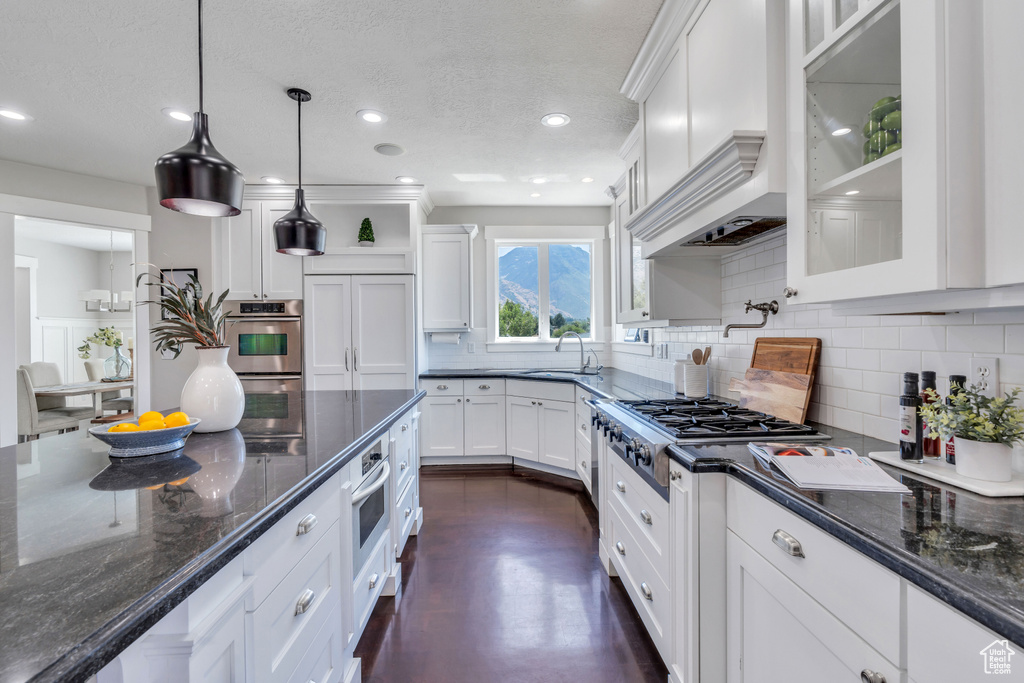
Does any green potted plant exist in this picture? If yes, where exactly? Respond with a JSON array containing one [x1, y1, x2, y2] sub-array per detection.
[[358, 217, 375, 246], [921, 384, 1024, 482], [78, 326, 131, 379], [137, 267, 243, 433]]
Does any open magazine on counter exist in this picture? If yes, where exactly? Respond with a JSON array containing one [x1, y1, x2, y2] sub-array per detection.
[[747, 443, 911, 493]]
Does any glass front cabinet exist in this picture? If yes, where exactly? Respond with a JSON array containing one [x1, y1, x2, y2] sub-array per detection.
[[785, 0, 984, 304]]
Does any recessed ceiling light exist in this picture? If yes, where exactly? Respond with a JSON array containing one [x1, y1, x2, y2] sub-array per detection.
[[161, 107, 192, 122], [374, 143, 405, 156], [832, 127, 853, 136], [358, 110, 387, 123], [845, 190, 860, 195], [530, 193, 541, 198], [0, 108, 31, 121], [396, 176, 417, 184], [541, 113, 570, 127], [531, 177, 548, 184], [262, 176, 285, 184], [581, 177, 594, 183]]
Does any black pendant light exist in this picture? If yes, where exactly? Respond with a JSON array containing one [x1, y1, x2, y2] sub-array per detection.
[[274, 88, 326, 256], [154, 0, 244, 217]]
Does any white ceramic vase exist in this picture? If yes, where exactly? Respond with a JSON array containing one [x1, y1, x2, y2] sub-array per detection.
[[358, 240, 374, 247], [180, 347, 244, 433], [954, 436, 1013, 482]]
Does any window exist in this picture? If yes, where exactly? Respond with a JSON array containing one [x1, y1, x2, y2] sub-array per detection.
[[494, 241, 593, 342]]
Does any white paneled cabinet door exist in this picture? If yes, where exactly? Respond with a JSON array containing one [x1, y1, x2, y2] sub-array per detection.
[[420, 396, 464, 456], [421, 232, 472, 331], [505, 397, 539, 462], [220, 202, 262, 301], [726, 532, 899, 683], [464, 395, 506, 456], [303, 276, 353, 391], [259, 201, 304, 300], [350, 275, 415, 391], [538, 400, 574, 470]]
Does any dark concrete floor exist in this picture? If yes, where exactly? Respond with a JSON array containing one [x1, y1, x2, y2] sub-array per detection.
[[355, 470, 670, 682]]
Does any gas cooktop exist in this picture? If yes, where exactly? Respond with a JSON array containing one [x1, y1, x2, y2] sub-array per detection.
[[617, 398, 823, 441]]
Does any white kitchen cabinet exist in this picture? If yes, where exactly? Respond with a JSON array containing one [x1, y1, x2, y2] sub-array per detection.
[[303, 275, 415, 391], [669, 462, 698, 683], [390, 408, 421, 560], [421, 224, 477, 331], [725, 531, 900, 683], [538, 400, 574, 470], [505, 396, 540, 461], [419, 396, 464, 457], [785, 0, 988, 303], [216, 200, 303, 301], [464, 394, 506, 456]]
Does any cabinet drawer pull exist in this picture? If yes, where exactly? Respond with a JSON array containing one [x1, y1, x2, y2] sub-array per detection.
[[437, 384, 448, 390], [772, 529, 805, 558], [294, 589, 315, 616], [368, 573, 379, 590], [860, 671, 885, 683], [640, 509, 652, 526], [400, 461, 408, 471], [401, 423, 408, 432], [581, 460, 587, 469], [616, 481, 626, 493], [615, 541, 626, 556], [345, 348, 349, 371], [640, 582, 653, 601], [405, 507, 412, 518], [479, 384, 490, 390], [353, 348, 358, 371], [296, 513, 317, 536]]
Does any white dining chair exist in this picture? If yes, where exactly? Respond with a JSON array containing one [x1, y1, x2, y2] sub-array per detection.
[[16, 367, 83, 442]]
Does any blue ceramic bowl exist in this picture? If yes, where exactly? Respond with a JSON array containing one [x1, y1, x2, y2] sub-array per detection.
[[88, 418, 201, 458]]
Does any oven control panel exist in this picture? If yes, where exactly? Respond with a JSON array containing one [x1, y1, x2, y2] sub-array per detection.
[[239, 302, 287, 314], [361, 440, 384, 477]]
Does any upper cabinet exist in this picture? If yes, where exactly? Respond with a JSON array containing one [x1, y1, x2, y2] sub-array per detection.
[[216, 200, 303, 300], [421, 224, 477, 332], [619, 0, 788, 258], [787, 0, 1024, 307]]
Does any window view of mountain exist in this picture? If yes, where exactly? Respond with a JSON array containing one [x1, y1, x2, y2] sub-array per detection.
[[498, 244, 591, 337]]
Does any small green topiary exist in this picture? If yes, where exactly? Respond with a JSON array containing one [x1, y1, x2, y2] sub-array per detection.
[[358, 217, 375, 243]]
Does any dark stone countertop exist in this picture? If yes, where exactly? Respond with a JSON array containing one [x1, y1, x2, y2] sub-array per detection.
[[419, 367, 678, 401], [0, 389, 424, 683], [669, 424, 1024, 647]]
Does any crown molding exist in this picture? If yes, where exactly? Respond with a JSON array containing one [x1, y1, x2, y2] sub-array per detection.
[[243, 184, 434, 214], [625, 131, 765, 241], [422, 224, 479, 238], [620, 0, 703, 103], [617, 121, 643, 162]]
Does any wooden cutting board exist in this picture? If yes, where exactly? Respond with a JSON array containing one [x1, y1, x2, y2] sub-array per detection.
[[728, 368, 814, 424], [750, 337, 821, 376]]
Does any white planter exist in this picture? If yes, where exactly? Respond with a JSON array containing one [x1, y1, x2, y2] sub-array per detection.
[[358, 241, 374, 247], [180, 347, 245, 433], [954, 436, 1013, 482]]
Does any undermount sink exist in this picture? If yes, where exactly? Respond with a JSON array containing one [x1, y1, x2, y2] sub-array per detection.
[[518, 369, 599, 378]]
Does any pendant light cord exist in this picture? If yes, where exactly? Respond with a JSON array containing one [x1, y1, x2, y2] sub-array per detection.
[[297, 97, 303, 189], [197, 0, 204, 115]]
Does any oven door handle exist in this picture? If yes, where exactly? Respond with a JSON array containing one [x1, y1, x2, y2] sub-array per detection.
[[352, 461, 391, 503], [237, 374, 303, 381], [226, 316, 301, 323]]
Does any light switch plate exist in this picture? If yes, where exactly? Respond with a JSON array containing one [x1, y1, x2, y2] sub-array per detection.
[[970, 356, 999, 398]]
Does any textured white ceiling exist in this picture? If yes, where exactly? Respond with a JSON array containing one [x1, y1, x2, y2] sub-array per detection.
[[15, 217, 133, 251], [0, 0, 663, 207]]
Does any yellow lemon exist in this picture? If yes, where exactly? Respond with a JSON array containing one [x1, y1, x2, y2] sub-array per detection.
[[139, 411, 165, 423], [164, 412, 190, 428], [109, 422, 141, 433], [138, 419, 167, 431]]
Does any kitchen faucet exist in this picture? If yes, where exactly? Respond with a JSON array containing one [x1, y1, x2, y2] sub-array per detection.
[[722, 299, 779, 338], [555, 331, 601, 374]]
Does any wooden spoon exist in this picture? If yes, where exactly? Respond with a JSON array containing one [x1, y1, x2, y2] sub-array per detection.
[[702, 346, 712, 365], [691, 348, 702, 365]]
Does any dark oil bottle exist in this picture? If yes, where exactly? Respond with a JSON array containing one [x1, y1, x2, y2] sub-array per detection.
[[899, 372, 923, 462]]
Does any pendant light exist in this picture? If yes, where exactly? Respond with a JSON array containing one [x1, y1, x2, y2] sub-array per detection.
[[274, 88, 326, 256], [154, 0, 244, 217]]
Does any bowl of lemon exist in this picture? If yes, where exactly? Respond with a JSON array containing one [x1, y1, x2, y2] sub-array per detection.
[[88, 411, 201, 458]]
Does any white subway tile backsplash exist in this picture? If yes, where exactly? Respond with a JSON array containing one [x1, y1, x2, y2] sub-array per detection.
[[947, 325, 1004, 353], [900, 326, 946, 351], [1006, 325, 1024, 355], [880, 349, 922, 374], [831, 328, 864, 348], [832, 368, 863, 390], [846, 390, 880, 416], [862, 370, 900, 395], [863, 327, 900, 349], [846, 349, 880, 371]]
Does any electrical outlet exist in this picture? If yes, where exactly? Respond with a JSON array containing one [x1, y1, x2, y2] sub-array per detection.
[[467, 342, 476, 354], [970, 356, 1000, 398]]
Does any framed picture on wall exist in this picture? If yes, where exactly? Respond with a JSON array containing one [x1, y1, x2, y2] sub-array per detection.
[[159, 268, 199, 320]]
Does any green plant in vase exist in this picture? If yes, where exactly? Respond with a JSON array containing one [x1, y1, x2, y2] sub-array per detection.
[[358, 217, 375, 246], [135, 267, 230, 358], [79, 326, 131, 379]]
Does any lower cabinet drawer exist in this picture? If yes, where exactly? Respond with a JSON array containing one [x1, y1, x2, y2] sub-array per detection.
[[608, 455, 669, 573], [248, 472, 342, 608], [352, 534, 390, 640], [394, 476, 416, 558], [287, 603, 344, 683], [608, 500, 671, 656], [252, 521, 341, 683], [575, 440, 592, 493], [726, 479, 900, 664]]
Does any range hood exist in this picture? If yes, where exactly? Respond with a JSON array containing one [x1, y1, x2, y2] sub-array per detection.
[[624, 131, 788, 257]]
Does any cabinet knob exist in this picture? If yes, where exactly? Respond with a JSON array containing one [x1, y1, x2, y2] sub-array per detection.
[[582, 460, 587, 469], [400, 461, 408, 471], [466, 398, 471, 403], [640, 509, 652, 526], [616, 481, 626, 493], [531, 400, 536, 405], [860, 671, 885, 683], [478, 384, 490, 390], [615, 541, 626, 556], [437, 385, 448, 390], [457, 398, 462, 403], [537, 401, 543, 406], [783, 286, 798, 299], [405, 507, 412, 518], [669, 470, 682, 481], [296, 513, 317, 536], [463, 322, 468, 326], [582, 423, 587, 430], [641, 310, 649, 317], [294, 589, 315, 616], [772, 529, 805, 558], [401, 424, 408, 431], [252, 294, 258, 299], [640, 582, 653, 601], [368, 573, 379, 590]]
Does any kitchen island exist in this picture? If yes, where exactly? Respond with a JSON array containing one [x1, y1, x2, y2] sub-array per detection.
[[0, 389, 424, 683]]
